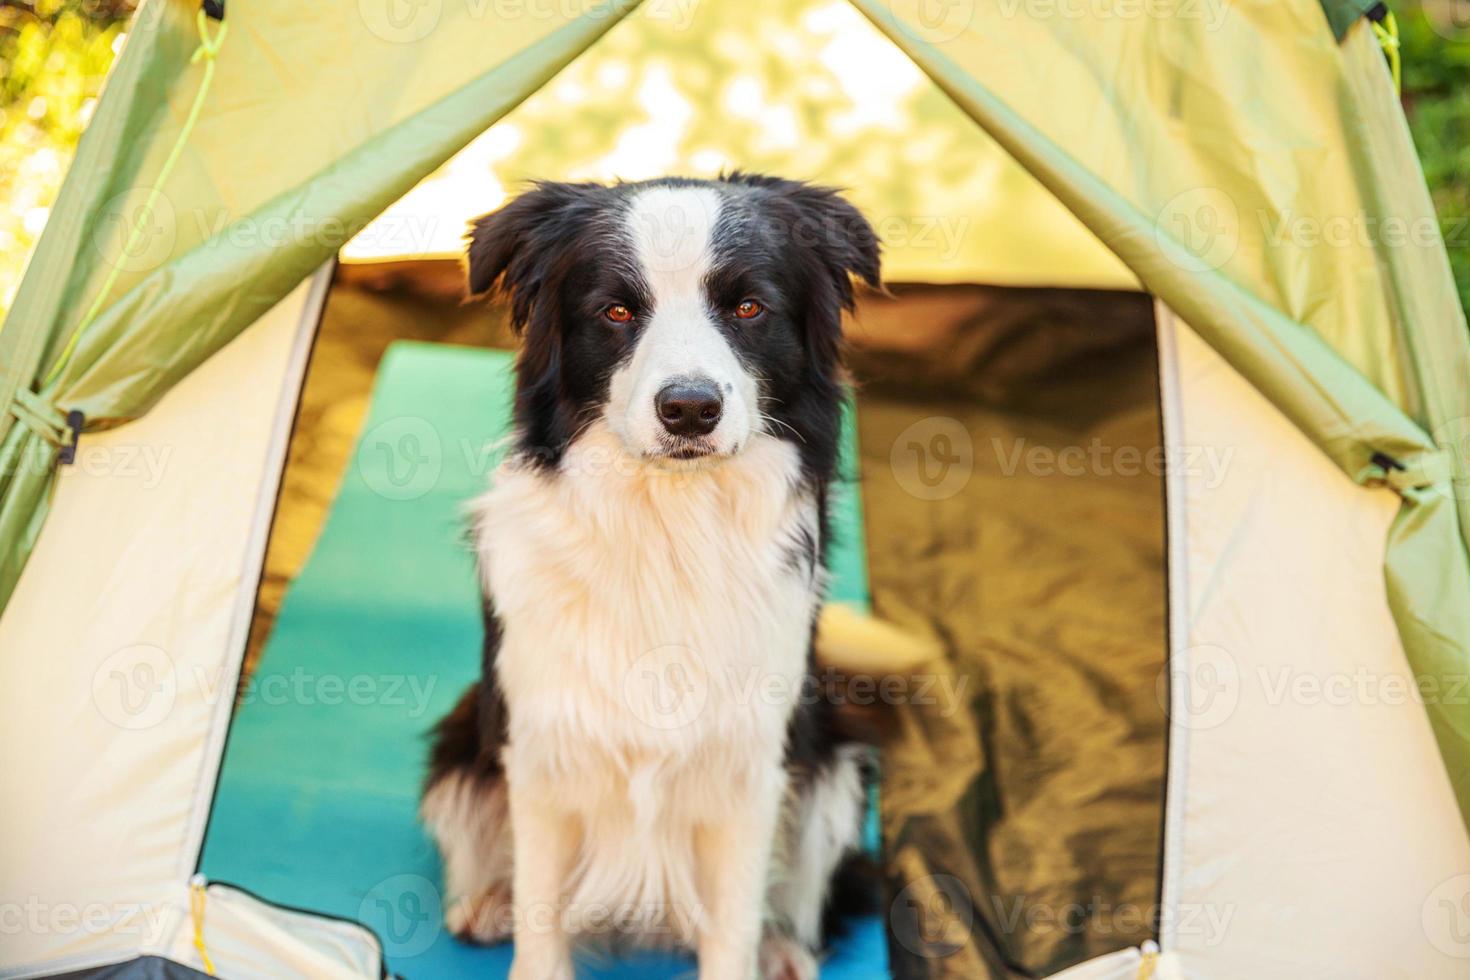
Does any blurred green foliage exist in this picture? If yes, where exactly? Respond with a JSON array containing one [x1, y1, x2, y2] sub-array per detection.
[[0, 0, 134, 311], [1400, 1, 1470, 306], [0, 0, 1466, 318]]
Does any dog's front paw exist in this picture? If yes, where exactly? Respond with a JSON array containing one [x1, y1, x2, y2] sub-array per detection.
[[759, 933, 818, 980], [444, 885, 513, 945]]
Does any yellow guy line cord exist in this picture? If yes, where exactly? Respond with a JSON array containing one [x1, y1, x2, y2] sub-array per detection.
[[42, 9, 228, 389], [188, 875, 217, 975], [1136, 939, 1160, 979], [1372, 9, 1401, 96]]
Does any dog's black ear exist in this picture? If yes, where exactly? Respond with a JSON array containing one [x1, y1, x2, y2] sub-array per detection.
[[465, 181, 604, 332], [724, 172, 881, 296], [789, 183, 882, 301], [726, 174, 881, 362]]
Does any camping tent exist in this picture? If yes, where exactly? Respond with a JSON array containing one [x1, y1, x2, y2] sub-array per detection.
[[4, 0, 1470, 976]]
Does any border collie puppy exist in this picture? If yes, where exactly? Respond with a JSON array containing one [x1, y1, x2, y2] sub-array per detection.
[[421, 174, 881, 980]]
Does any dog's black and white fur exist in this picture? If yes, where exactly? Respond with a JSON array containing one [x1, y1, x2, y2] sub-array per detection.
[[421, 174, 881, 980]]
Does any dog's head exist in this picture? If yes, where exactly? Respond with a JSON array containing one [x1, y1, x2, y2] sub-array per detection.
[[466, 174, 880, 479]]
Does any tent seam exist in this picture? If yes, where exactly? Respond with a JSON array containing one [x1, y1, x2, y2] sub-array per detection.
[[175, 266, 332, 885], [1153, 300, 1192, 955]]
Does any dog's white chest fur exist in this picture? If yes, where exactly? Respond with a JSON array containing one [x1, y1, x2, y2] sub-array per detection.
[[471, 423, 821, 915]]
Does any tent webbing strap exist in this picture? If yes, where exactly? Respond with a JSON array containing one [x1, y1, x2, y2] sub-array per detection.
[[5, 389, 65, 447], [4, 388, 81, 462], [41, 10, 228, 391]]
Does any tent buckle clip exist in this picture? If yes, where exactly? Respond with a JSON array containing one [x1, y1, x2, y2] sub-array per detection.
[[58, 410, 84, 466], [1370, 451, 1405, 476]]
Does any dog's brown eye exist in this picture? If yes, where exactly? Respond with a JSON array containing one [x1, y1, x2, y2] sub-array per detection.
[[604, 304, 633, 324], [735, 300, 763, 319]]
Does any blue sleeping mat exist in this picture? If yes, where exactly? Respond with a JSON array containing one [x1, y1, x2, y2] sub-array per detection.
[[200, 341, 886, 978]]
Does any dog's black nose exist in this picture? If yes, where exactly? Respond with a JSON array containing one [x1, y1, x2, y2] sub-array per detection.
[[655, 382, 723, 437]]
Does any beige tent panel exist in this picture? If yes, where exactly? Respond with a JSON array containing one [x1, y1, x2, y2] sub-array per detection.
[[0, 272, 328, 976], [153, 883, 381, 979], [1156, 303, 1470, 976]]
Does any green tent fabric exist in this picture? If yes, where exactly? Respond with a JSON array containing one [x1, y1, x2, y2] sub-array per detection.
[[1320, 0, 1384, 39], [2, 0, 1469, 830], [0, 0, 640, 601]]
